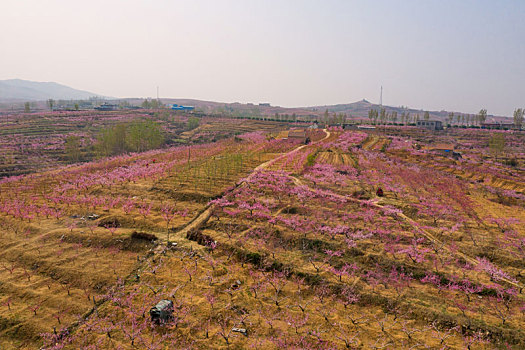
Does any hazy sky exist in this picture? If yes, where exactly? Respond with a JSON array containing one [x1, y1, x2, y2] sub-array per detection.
[[1, 0, 524, 116]]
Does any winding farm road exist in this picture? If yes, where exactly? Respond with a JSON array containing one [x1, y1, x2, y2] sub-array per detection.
[[166, 129, 331, 246], [177, 127, 523, 290], [248, 129, 331, 177], [64, 128, 521, 341], [64, 129, 332, 337]]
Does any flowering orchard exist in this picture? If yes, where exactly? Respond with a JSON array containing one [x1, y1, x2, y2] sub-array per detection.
[[0, 127, 302, 348], [0, 111, 292, 178], [0, 123, 524, 349]]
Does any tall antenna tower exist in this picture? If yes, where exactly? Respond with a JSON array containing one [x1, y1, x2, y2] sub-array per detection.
[[380, 85, 383, 107], [156, 86, 159, 101]]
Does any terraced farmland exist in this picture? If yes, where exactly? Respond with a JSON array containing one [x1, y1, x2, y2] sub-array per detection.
[[0, 123, 524, 349]]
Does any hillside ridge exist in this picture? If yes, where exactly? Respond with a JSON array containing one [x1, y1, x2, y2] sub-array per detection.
[[0, 79, 106, 101]]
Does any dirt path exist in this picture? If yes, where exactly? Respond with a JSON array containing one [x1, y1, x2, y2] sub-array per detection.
[[194, 127, 522, 290], [62, 128, 521, 341], [248, 129, 331, 179], [362, 135, 379, 150], [62, 129, 332, 339], [288, 177, 524, 290], [178, 129, 331, 237], [286, 141, 522, 289]]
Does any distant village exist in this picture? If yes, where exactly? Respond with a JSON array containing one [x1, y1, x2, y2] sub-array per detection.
[[4, 97, 522, 131]]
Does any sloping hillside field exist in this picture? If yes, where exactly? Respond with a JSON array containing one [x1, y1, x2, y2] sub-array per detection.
[[0, 124, 524, 349]]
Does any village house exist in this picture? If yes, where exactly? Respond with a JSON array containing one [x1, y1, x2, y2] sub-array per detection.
[[426, 143, 462, 160], [416, 120, 443, 131], [287, 129, 310, 144]]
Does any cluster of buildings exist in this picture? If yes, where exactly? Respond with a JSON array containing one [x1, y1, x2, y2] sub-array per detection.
[[55, 102, 196, 112], [480, 122, 517, 130], [416, 120, 519, 131]]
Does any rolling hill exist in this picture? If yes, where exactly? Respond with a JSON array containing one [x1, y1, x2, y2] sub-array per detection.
[[306, 99, 509, 123], [0, 79, 106, 101]]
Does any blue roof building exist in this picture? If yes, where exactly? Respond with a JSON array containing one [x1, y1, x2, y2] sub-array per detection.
[[171, 104, 195, 111]]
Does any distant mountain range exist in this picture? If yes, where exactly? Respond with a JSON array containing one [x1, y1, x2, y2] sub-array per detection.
[[0, 79, 106, 101], [0, 79, 508, 122]]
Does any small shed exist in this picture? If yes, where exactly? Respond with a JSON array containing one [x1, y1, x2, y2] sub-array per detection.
[[288, 129, 309, 144], [172, 104, 195, 111], [417, 120, 443, 130], [94, 103, 118, 111], [150, 300, 174, 324], [427, 143, 462, 160]]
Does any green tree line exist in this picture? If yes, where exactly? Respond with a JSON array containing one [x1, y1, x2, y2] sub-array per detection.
[[96, 119, 165, 156]]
